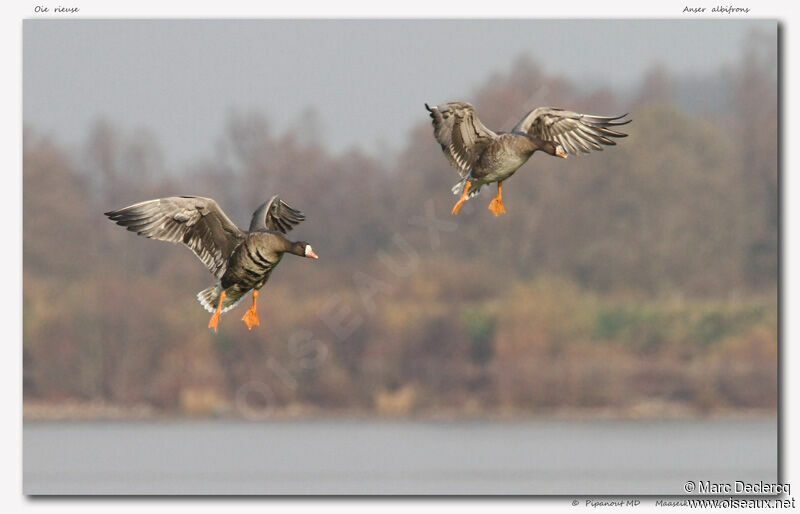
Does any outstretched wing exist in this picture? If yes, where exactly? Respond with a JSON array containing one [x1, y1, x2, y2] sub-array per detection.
[[105, 196, 246, 278], [512, 107, 630, 155], [248, 195, 305, 234], [425, 101, 498, 176]]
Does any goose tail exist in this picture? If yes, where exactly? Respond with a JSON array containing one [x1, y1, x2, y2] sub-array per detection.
[[451, 179, 482, 199], [197, 284, 247, 314]]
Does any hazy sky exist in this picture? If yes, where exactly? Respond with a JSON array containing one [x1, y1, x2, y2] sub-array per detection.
[[23, 19, 775, 169]]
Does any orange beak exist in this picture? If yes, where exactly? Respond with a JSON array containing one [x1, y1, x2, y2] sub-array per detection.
[[306, 248, 319, 259], [556, 148, 568, 159]]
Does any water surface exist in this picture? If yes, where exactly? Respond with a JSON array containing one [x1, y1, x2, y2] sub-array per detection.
[[23, 418, 777, 495]]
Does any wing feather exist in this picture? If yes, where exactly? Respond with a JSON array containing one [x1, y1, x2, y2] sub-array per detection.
[[248, 195, 305, 234], [512, 107, 630, 156], [105, 196, 245, 278], [425, 102, 497, 176]]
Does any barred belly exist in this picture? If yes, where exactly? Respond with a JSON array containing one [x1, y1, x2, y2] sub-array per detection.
[[221, 236, 279, 292]]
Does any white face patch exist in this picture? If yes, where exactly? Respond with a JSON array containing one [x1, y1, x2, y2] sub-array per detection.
[[305, 244, 312, 256]]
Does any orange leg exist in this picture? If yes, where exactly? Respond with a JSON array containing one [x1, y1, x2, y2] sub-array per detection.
[[488, 181, 506, 216], [451, 180, 472, 215], [208, 290, 227, 332], [241, 290, 260, 330]]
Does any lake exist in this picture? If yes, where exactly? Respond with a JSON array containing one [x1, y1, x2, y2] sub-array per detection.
[[23, 418, 777, 495]]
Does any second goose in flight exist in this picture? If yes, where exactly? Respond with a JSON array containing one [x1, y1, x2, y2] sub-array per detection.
[[105, 195, 318, 332], [425, 101, 630, 215]]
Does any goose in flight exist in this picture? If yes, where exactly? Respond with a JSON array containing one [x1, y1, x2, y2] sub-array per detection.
[[105, 195, 318, 331], [425, 101, 630, 215]]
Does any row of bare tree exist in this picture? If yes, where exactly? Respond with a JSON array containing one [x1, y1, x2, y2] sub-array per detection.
[[23, 32, 777, 417]]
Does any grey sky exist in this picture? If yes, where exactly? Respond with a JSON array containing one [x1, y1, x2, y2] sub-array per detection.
[[23, 19, 775, 169]]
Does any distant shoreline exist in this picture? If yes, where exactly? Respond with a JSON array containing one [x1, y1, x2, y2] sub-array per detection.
[[23, 400, 776, 422]]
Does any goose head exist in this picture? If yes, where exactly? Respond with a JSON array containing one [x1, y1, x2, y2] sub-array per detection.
[[541, 141, 568, 158], [289, 241, 319, 259]]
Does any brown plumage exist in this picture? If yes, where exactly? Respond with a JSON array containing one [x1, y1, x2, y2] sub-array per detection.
[[105, 195, 318, 331], [425, 101, 630, 215]]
